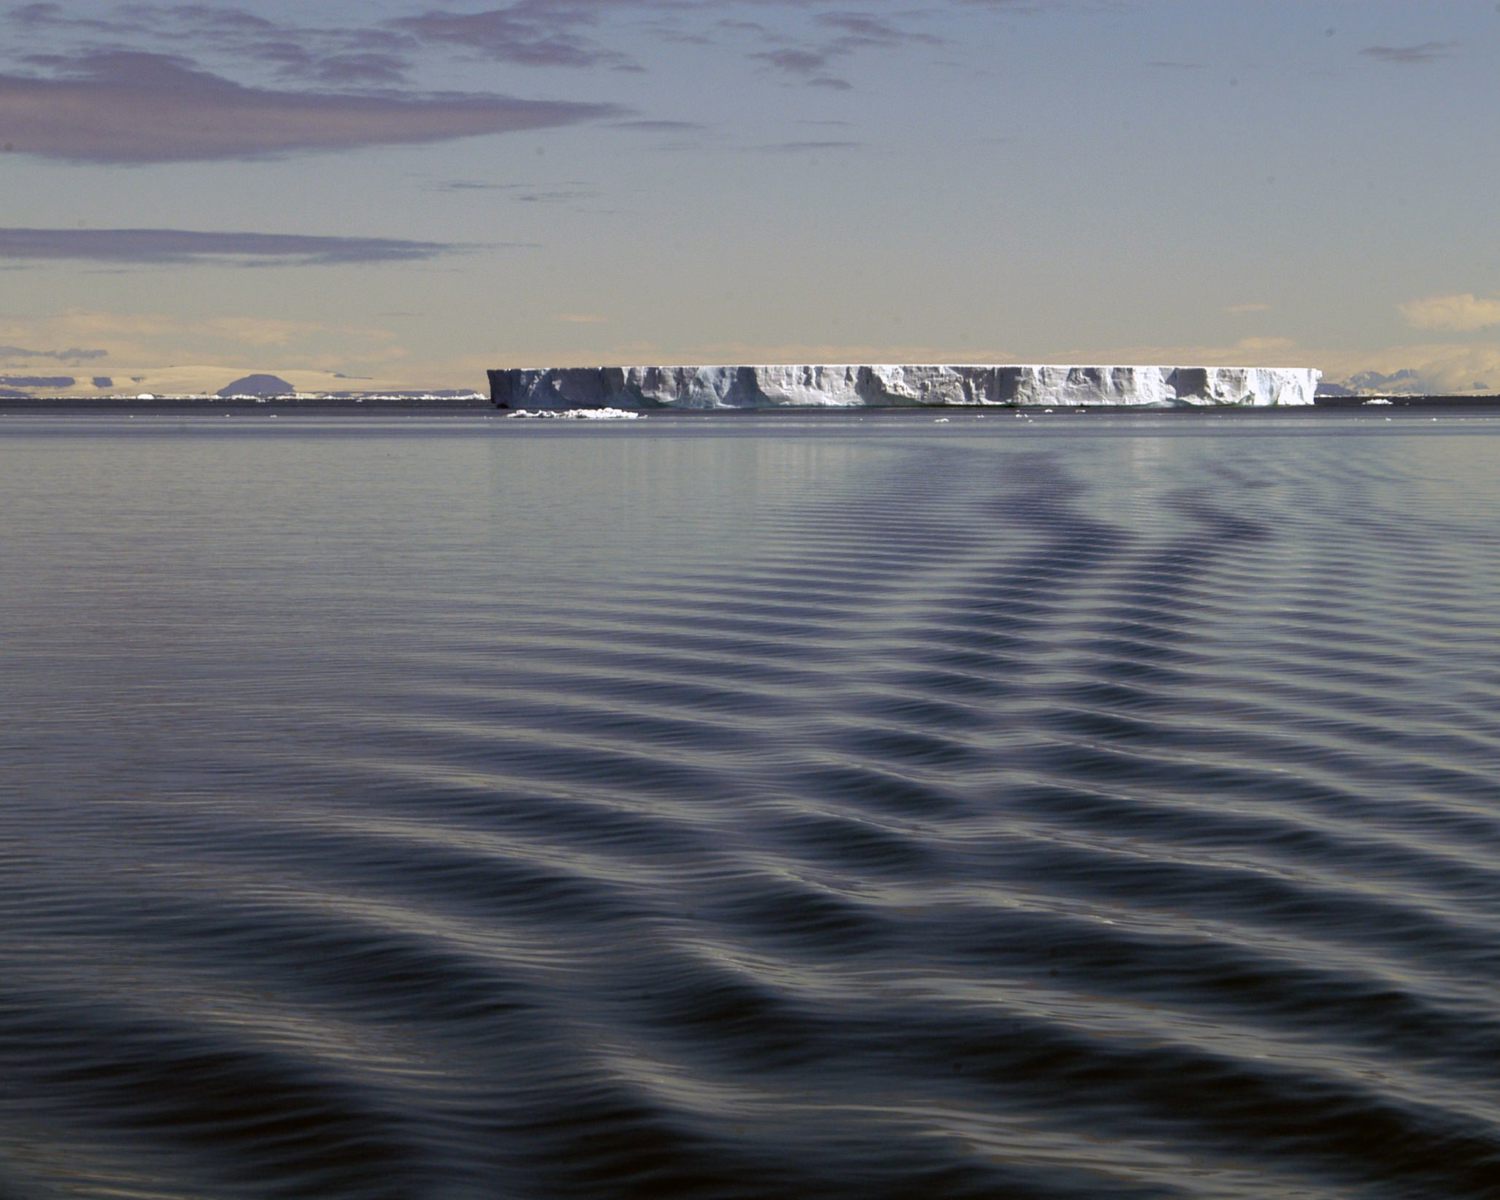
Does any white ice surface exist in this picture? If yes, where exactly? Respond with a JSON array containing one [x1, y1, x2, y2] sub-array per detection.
[[489, 365, 1321, 410]]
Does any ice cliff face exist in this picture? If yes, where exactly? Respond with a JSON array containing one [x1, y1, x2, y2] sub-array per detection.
[[488, 365, 1321, 409]]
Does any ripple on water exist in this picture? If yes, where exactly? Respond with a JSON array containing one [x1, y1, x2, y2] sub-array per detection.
[[2, 417, 1499, 1198]]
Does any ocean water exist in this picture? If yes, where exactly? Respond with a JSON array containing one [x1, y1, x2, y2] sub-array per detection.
[[3, 410, 1499, 1200]]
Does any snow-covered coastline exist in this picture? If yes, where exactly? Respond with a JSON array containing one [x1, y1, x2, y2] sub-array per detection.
[[488, 365, 1322, 410]]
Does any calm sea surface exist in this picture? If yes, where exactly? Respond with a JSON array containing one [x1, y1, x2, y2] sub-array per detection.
[[3, 411, 1499, 1199]]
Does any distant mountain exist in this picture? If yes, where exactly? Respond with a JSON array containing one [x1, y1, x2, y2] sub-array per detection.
[[1342, 369, 1425, 395], [217, 374, 295, 397]]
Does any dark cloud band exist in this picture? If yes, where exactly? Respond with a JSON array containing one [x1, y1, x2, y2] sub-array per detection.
[[0, 228, 467, 266], [0, 51, 622, 163]]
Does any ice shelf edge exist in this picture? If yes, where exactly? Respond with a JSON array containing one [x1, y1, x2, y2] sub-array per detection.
[[487, 365, 1322, 409]]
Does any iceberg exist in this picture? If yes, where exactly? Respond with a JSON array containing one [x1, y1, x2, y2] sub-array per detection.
[[488, 365, 1321, 410]]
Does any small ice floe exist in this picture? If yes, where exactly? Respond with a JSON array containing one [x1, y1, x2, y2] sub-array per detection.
[[933, 417, 950, 423], [505, 407, 644, 420], [1363, 398, 1394, 406]]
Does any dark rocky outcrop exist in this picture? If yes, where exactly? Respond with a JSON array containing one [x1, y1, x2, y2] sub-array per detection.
[[217, 374, 295, 397]]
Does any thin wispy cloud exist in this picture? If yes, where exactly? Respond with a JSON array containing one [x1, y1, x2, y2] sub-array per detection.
[[248, 45, 410, 86], [431, 179, 522, 192], [0, 228, 471, 266], [513, 189, 598, 204], [752, 46, 834, 75], [610, 119, 706, 132], [428, 178, 600, 198], [1359, 42, 1454, 65], [0, 51, 621, 163], [740, 6, 946, 90], [1399, 293, 1500, 333], [816, 12, 941, 49], [11, 4, 422, 85], [0, 342, 108, 361], [7, 2, 140, 35], [389, 5, 627, 69], [749, 47, 850, 90], [746, 140, 863, 153], [950, 0, 1045, 11]]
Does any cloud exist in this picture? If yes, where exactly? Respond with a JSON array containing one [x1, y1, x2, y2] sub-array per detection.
[[1359, 43, 1453, 65], [9, 4, 422, 85], [0, 306, 450, 393], [429, 177, 611, 203], [0, 228, 472, 266], [609, 119, 705, 132], [246, 44, 411, 86], [0, 51, 621, 163], [751, 46, 833, 74], [740, 7, 943, 89], [389, 5, 629, 69], [746, 140, 863, 153], [7, 2, 138, 34], [1398, 293, 1500, 332], [1107, 335, 1304, 368], [513, 189, 597, 203], [747, 46, 851, 91], [815, 12, 941, 49], [0, 342, 107, 361], [432, 179, 513, 191], [2, 2, 959, 129], [1225, 302, 1271, 315], [949, 0, 1045, 12]]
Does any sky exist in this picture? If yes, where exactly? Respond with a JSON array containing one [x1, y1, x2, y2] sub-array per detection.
[[1, 0, 1497, 395]]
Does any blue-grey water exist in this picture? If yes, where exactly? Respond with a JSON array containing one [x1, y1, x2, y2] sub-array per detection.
[[3, 410, 1499, 1199]]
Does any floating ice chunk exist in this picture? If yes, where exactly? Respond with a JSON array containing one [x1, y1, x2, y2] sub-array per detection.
[[505, 407, 644, 420]]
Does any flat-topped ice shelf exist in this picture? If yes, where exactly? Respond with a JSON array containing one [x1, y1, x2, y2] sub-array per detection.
[[488, 365, 1321, 410]]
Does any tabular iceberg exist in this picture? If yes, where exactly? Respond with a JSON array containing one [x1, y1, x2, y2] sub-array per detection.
[[488, 365, 1321, 410]]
